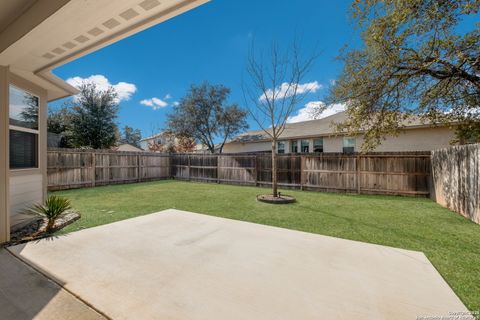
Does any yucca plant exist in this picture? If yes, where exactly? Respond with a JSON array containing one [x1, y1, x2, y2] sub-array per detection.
[[27, 195, 72, 233]]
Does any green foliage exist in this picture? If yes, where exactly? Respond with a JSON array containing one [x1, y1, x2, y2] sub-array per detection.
[[329, 0, 480, 150], [167, 82, 248, 153], [27, 195, 72, 232], [47, 106, 75, 148], [69, 83, 120, 149], [120, 125, 142, 147], [54, 181, 480, 311], [19, 94, 39, 126]]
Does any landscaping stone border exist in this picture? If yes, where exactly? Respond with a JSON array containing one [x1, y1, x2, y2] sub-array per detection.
[[256, 194, 296, 204]]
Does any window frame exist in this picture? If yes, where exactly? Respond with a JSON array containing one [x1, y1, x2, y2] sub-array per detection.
[[301, 139, 310, 153], [343, 137, 356, 154], [291, 140, 298, 153], [9, 84, 40, 171], [313, 138, 324, 153], [277, 141, 286, 154]]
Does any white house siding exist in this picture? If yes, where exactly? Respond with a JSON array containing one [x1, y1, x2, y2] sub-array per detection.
[[362, 127, 455, 152], [223, 141, 271, 153], [10, 174, 43, 219]]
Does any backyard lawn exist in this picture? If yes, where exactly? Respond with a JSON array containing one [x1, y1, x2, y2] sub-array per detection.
[[54, 180, 480, 312]]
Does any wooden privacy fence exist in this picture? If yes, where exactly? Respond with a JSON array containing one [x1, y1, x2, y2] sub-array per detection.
[[48, 149, 170, 191], [431, 143, 480, 224], [171, 152, 431, 196], [48, 149, 432, 197]]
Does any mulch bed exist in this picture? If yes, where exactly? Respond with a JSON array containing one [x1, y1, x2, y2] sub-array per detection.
[[7, 211, 80, 245]]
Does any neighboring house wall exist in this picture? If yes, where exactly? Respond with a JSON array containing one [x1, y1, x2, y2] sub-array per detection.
[[140, 134, 172, 151], [115, 144, 143, 152], [223, 126, 455, 154], [223, 141, 271, 153], [359, 127, 455, 152], [140, 140, 150, 151]]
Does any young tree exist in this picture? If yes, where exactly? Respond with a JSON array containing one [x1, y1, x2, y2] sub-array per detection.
[[167, 82, 248, 153], [69, 83, 119, 149], [120, 125, 142, 147], [325, 0, 480, 149], [243, 41, 317, 198], [175, 136, 196, 153]]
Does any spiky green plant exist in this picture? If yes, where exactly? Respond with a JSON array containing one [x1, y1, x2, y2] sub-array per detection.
[[27, 195, 72, 232]]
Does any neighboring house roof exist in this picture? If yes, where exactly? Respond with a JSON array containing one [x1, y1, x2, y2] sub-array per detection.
[[140, 132, 166, 142], [0, 0, 209, 101], [113, 144, 143, 152], [229, 111, 448, 143]]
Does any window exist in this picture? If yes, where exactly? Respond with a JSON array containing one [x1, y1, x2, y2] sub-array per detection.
[[9, 85, 39, 169], [291, 140, 298, 153], [313, 138, 324, 153], [343, 137, 355, 154], [301, 140, 310, 153], [277, 141, 285, 154], [9, 85, 38, 129]]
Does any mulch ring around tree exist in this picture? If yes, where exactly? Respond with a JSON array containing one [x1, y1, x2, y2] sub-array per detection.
[[7, 211, 81, 245], [256, 193, 296, 204]]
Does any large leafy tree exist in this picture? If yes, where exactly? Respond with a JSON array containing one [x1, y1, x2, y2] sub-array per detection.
[[120, 125, 142, 147], [167, 82, 248, 153], [326, 0, 480, 149], [69, 83, 119, 149], [47, 106, 75, 148]]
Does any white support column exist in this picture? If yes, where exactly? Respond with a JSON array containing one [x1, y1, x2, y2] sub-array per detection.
[[0, 66, 10, 243]]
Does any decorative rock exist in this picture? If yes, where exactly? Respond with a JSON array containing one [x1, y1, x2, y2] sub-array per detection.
[[8, 210, 81, 245]]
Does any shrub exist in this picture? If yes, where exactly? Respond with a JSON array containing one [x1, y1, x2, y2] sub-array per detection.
[[27, 195, 72, 232]]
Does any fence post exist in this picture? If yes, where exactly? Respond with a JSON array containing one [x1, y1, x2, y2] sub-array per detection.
[[356, 154, 361, 194], [137, 154, 141, 182], [300, 155, 305, 190], [187, 154, 191, 181], [91, 152, 96, 188], [216, 155, 220, 183], [254, 154, 258, 186]]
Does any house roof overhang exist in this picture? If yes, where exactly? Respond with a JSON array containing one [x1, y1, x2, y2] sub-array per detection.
[[0, 0, 209, 101]]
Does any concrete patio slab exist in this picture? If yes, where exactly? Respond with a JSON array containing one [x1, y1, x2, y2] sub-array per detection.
[[0, 249, 105, 320], [8, 209, 471, 320]]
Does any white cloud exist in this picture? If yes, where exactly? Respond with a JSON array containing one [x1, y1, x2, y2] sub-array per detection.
[[260, 81, 322, 102], [173, 101, 180, 107], [140, 97, 169, 110], [287, 101, 346, 123], [66, 74, 137, 102]]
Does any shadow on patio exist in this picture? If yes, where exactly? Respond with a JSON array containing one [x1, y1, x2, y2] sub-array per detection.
[[0, 248, 104, 320]]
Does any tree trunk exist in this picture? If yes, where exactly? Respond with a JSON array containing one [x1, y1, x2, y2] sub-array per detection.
[[46, 219, 55, 233], [271, 139, 278, 197]]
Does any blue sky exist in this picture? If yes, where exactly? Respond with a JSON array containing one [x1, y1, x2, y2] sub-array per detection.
[[52, 0, 361, 139]]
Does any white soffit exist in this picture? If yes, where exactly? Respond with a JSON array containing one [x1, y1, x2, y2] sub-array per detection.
[[0, 0, 209, 100]]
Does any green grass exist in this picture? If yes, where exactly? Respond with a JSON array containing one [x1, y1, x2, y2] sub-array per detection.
[[54, 180, 480, 312]]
